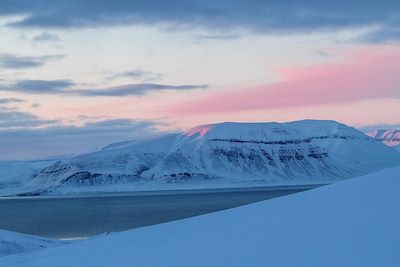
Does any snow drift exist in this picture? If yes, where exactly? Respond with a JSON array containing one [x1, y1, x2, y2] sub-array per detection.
[[0, 230, 64, 257]]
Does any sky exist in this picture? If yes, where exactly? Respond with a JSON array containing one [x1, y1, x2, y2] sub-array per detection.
[[0, 0, 399, 159]]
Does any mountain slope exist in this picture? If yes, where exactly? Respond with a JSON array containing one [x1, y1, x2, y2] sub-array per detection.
[[28, 134, 180, 187], [0, 160, 57, 193], [29, 120, 400, 190], [3, 166, 400, 266]]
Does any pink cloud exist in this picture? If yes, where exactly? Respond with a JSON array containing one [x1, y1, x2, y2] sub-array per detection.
[[170, 47, 400, 115]]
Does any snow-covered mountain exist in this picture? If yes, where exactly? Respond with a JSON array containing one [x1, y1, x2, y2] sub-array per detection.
[[371, 129, 400, 151], [27, 120, 400, 190], [0, 160, 57, 190]]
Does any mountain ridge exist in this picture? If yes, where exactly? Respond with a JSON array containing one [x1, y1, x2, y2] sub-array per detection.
[[26, 120, 400, 191]]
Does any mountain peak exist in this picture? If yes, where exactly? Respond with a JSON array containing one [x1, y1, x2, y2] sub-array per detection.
[[183, 120, 359, 142], [371, 129, 400, 147]]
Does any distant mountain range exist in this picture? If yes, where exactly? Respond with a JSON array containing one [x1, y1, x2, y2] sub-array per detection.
[[371, 129, 400, 151], [23, 120, 400, 192]]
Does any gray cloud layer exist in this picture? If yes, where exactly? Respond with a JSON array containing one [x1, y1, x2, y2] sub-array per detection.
[[1, 79, 207, 96], [1, 1, 399, 42], [109, 70, 163, 82], [33, 32, 60, 42], [0, 98, 24, 104], [0, 98, 168, 159], [74, 83, 207, 96], [0, 109, 58, 129], [0, 117, 166, 160], [0, 54, 64, 69], [3, 79, 75, 93]]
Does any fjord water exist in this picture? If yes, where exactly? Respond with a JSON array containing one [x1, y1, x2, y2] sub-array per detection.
[[0, 185, 317, 238]]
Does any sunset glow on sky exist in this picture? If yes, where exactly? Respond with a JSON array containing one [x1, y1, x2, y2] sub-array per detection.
[[0, 1, 399, 159]]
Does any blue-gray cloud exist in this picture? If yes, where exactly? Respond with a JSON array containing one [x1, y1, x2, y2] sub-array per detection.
[[0, 109, 58, 129], [109, 70, 163, 82], [1, 1, 399, 42], [1, 79, 207, 96], [31, 103, 40, 108], [359, 23, 400, 44], [33, 32, 60, 42], [0, 117, 167, 160], [2, 79, 75, 93], [0, 98, 24, 104], [194, 33, 240, 41], [74, 83, 207, 96], [0, 54, 64, 69]]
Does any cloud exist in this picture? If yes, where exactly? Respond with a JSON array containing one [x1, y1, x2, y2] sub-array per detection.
[[0, 98, 24, 105], [109, 70, 163, 82], [193, 33, 240, 40], [1, 79, 75, 93], [312, 49, 331, 57], [359, 23, 400, 44], [74, 83, 208, 96], [1, 1, 400, 42], [169, 48, 400, 115], [0, 109, 58, 129], [0, 99, 170, 159], [0, 118, 167, 160], [0, 54, 64, 69], [31, 103, 40, 108], [1, 80, 207, 96], [33, 32, 60, 42]]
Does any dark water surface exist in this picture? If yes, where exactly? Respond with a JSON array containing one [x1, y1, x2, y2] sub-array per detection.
[[0, 185, 320, 239]]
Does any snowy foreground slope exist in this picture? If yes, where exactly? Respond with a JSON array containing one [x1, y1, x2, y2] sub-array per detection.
[[2, 166, 400, 266], [0, 230, 64, 257], [23, 120, 400, 193]]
